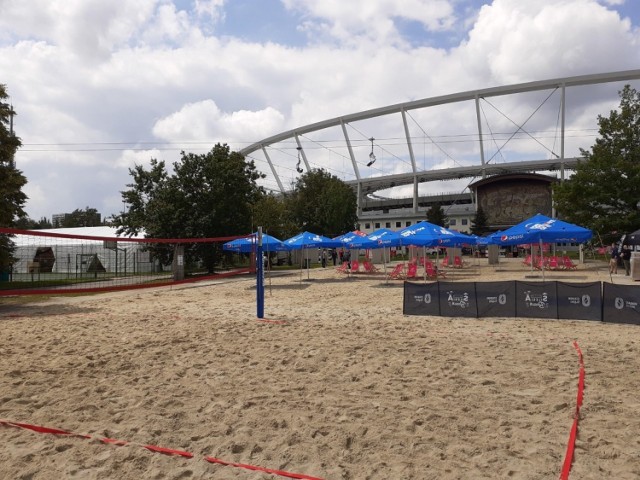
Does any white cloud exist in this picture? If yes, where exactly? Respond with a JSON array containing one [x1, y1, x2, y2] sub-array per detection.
[[1, 0, 639, 219]]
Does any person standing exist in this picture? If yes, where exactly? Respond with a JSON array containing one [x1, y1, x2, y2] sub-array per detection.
[[609, 242, 620, 274], [621, 244, 632, 276]]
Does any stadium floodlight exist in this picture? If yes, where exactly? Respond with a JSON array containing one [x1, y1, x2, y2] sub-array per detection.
[[367, 137, 376, 167]]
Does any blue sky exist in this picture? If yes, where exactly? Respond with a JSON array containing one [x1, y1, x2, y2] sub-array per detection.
[[1, 0, 639, 220]]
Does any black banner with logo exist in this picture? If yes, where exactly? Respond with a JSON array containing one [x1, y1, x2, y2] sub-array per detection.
[[475, 281, 516, 318], [438, 282, 478, 318], [557, 282, 602, 321], [515, 281, 558, 319], [403, 281, 440, 316], [602, 282, 640, 325]]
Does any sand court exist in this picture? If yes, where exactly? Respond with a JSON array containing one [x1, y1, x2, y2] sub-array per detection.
[[1, 258, 639, 479]]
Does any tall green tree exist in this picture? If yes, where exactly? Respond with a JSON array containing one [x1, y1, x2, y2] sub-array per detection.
[[426, 202, 447, 227], [112, 144, 264, 272], [252, 193, 295, 240], [285, 168, 357, 237], [15, 216, 52, 229], [470, 206, 490, 236], [554, 85, 640, 243], [0, 85, 27, 272]]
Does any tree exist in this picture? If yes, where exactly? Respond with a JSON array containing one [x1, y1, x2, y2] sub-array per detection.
[[554, 85, 640, 243], [60, 207, 102, 227], [252, 193, 295, 240], [112, 144, 265, 272], [426, 202, 447, 227], [284, 168, 357, 237], [0, 84, 27, 273], [14, 216, 52, 230], [470, 206, 490, 236]]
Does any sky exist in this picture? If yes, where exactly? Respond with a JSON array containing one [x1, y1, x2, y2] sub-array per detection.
[[1, 0, 640, 221]]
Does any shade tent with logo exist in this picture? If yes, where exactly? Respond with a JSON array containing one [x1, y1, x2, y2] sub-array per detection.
[[283, 231, 341, 280], [223, 233, 289, 253], [488, 214, 593, 279], [488, 214, 592, 246], [398, 221, 471, 247]]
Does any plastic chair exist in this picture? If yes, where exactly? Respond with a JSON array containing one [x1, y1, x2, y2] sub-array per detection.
[[453, 256, 465, 268], [405, 263, 418, 279], [425, 262, 446, 279], [336, 261, 349, 274], [562, 256, 578, 270], [362, 260, 379, 273], [386, 263, 406, 280], [350, 259, 360, 273]]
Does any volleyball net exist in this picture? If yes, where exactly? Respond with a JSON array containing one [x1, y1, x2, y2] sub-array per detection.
[[0, 228, 253, 296]]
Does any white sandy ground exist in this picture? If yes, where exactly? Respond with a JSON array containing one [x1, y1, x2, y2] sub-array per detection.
[[0, 257, 639, 480]]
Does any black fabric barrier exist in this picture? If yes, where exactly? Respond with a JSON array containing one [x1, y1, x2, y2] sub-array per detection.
[[438, 282, 478, 318], [475, 281, 516, 318], [515, 281, 558, 319], [403, 280, 640, 326], [556, 282, 602, 321], [403, 281, 440, 316], [602, 282, 640, 325]]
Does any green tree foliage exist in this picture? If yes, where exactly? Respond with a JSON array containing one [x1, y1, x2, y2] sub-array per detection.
[[252, 193, 295, 240], [14, 216, 52, 229], [285, 168, 357, 237], [0, 84, 27, 270], [112, 144, 264, 272], [470, 206, 490, 236], [554, 85, 640, 243], [60, 207, 102, 227], [426, 202, 447, 227]]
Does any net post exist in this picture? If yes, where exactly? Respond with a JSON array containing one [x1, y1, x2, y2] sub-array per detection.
[[257, 227, 264, 318]]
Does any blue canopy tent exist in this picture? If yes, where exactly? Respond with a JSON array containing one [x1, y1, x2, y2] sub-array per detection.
[[488, 213, 593, 279], [364, 228, 404, 278], [398, 221, 470, 248], [283, 231, 341, 279], [223, 233, 289, 253]]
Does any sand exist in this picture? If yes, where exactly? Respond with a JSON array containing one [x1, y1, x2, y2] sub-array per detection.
[[1, 257, 639, 480]]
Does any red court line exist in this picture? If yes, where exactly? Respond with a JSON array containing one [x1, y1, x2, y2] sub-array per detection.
[[0, 419, 323, 480], [257, 318, 288, 324], [559, 340, 585, 480]]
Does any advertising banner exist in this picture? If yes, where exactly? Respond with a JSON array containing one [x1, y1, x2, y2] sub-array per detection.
[[475, 281, 517, 318], [403, 281, 440, 316], [438, 281, 478, 318], [602, 283, 640, 325], [515, 281, 558, 319], [557, 282, 602, 321]]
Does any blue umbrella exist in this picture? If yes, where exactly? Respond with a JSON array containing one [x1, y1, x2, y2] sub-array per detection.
[[398, 221, 470, 247], [284, 231, 341, 249], [333, 230, 372, 249], [366, 228, 403, 248], [223, 232, 288, 253], [488, 214, 592, 245]]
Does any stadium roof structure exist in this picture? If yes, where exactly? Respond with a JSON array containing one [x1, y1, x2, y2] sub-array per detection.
[[240, 69, 640, 215]]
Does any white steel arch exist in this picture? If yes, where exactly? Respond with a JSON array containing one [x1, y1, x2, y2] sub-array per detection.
[[240, 69, 640, 215]]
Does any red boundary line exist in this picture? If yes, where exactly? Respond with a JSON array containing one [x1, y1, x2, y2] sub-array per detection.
[[0, 419, 323, 480], [559, 340, 585, 480]]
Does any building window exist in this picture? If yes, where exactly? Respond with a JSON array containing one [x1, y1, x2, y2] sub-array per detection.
[[449, 219, 457, 225], [375, 222, 380, 229], [395, 221, 401, 228], [406, 221, 411, 227], [365, 223, 370, 229], [461, 219, 468, 225]]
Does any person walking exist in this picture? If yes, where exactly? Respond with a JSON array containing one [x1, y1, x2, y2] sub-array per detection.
[[609, 242, 620, 274], [621, 244, 632, 276]]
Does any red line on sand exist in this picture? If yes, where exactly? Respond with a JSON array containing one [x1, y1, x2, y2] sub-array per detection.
[[0, 420, 323, 480], [257, 318, 288, 324], [558, 340, 586, 480]]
